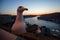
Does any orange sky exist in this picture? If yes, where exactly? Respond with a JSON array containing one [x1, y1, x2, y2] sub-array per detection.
[[1, 11, 58, 16]]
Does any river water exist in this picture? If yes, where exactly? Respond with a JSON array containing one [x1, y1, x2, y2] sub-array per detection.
[[25, 16, 60, 31]]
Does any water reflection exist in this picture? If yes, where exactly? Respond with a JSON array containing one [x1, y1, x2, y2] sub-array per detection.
[[25, 17, 60, 29], [25, 16, 60, 36]]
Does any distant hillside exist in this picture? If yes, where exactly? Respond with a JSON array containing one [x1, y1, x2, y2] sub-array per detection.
[[0, 12, 60, 24], [38, 12, 60, 24]]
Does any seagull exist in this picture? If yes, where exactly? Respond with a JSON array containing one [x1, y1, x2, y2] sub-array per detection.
[[11, 6, 28, 35]]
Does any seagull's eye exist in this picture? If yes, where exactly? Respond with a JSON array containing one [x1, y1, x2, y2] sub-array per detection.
[[19, 6, 22, 8]]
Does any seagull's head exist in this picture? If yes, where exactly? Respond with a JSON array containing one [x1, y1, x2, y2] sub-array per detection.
[[17, 6, 28, 12]]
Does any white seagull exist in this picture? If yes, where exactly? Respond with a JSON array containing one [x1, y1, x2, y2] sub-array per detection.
[[11, 6, 28, 35]]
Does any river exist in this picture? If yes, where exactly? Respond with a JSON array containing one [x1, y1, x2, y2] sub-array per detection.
[[25, 16, 60, 36]]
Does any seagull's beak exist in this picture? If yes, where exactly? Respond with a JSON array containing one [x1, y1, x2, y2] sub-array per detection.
[[24, 8, 28, 10]]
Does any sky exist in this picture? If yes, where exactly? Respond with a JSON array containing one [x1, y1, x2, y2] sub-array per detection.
[[0, 0, 60, 15]]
